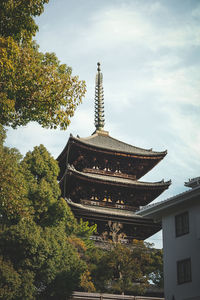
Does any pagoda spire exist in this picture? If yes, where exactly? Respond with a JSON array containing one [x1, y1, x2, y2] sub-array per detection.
[[94, 62, 105, 131]]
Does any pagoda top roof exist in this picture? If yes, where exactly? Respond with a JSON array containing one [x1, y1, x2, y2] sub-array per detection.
[[67, 165, 171, 189], [68, 130, 167, 157]]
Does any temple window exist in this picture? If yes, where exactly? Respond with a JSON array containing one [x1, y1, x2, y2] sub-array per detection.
[[91, 195, 99, 201], [175, 211, 189, 237], [90, 188, 99, 201], [116, 199, 124, 205], [108, 196, 112, 203], [115, 162, 121, 173], [177, 258, 192, 284], [102, 191, 112, 203]]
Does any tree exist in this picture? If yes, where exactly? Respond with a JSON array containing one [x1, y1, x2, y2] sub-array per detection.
[[20, 144, 61, 226], [87, 240, 164, 295], [0, 0, 49, 43], [86, 246, 111, 292], [0, 38, 86, 129], [0, 133, 96, 299], [106, 243, 150, 294], [149, 248, 164, 288], [0, 219, 87, 300], [0, 125, 30, 226], [0, 1, 86, 129], [0, 256, 21, 300]]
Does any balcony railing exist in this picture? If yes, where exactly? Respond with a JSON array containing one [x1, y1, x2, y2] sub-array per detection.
[[71, 291, 164, 300], [80, 199, 137, 212]]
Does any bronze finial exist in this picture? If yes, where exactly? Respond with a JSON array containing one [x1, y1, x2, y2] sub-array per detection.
[[94, 62, 105, 131], [97, 62, 101, 72]]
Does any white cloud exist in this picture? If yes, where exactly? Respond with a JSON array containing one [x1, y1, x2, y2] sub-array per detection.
[[68, 2, 200, 56], [191, 4, 200, 18]]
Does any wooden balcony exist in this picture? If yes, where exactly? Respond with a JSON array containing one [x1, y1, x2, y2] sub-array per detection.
[[71, 291, 164, 300], [83, 168, 136, 180], [80, 199, 138, 212]]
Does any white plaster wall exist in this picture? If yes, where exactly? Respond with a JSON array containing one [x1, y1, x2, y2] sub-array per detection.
[[162, 202, 200, 300]]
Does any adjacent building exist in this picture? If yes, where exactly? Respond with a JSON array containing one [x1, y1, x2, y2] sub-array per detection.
[[57, 63, 171, 243], [138, 177, 200, 300]]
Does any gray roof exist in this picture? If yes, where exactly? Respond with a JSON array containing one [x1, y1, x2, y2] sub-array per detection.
[[67, 165, 171, 188], [72, 131, 167, 157], [137, 185, 200, 219], [66, 198, 142, 218], [185, 176, 200, 189]]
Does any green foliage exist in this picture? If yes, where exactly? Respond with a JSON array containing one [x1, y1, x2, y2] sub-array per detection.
[[0, 0, 93, 297], [50, 197, 78, 234], [0, 125, 29, 226], [0, 127, 163, 298], [0, 256, 21, 300], [0, 37, 86, 129], [106, 242, 149, 294], [0, 129, 95, 299], [21, 144, 61, 226], [149, 248, 164, 288], [75, 219, 97, 249], [0, 0, 86, 130], [0, 219, 87, 299], [0, 125, 6, 144], [86, 247, 109, 292], [87, 240, 163, 295], [0, 0, 49, 43]]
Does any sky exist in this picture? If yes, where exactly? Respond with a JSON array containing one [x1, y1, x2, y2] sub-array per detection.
[[5, 0, 200, 248]]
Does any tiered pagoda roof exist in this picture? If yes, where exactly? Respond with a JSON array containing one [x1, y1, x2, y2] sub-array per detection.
[[57, 62, 171, 243], [58, 131, 167, 181]]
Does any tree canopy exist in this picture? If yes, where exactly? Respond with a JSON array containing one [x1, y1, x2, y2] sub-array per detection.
[[0, 0, 49, 43], [0, 128, 96, 299], [0, 125, 29, 226], [0, 129, 163, 298], [0, 219, 87, 300], [87, 240, 164, 295], [0, 1, 164, 298], [0, 0, 86, 129]]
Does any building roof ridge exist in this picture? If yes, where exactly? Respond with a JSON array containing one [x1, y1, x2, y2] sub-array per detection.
[[137, 184, 200, 215], [71, 133, 167, 156]]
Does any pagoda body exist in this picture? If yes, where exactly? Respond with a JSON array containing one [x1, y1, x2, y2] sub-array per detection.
[[57, 63, 171, 243]]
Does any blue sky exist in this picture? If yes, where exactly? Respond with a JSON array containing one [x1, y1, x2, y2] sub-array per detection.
[[5, 0, 200, 247]]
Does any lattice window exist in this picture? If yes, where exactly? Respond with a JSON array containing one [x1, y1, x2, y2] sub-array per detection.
[[177, 258, 192, 284], [175, 211, 189, 237]]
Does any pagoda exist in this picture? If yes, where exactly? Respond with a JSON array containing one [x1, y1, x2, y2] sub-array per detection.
[[57, 63, 171, 243]]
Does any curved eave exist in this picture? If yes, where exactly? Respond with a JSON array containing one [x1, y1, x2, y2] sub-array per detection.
[[57, 139, 70, 162], [71, 135, 167, 159], [67, 198, 150, 220], [57, 135, 167, 163], [66, 198, 161, 240], [65, 167, 171, 190]]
